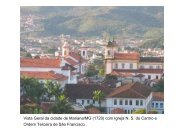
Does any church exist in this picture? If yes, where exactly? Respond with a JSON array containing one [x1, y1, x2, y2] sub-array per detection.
[[104, 39, 164, 81]]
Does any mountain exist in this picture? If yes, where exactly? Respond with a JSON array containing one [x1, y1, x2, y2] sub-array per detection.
[[20, 6, 164, 39]]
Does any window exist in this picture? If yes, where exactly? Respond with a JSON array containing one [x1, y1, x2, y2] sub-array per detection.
[[119, 100, 123, 105], [156, 103, 159, 108], [160, 103, 164, 108], [125, 110, 127, 114], [152, 103, 154, 108], [140, 65, 144, 69], [107, 50, 110, 55], [82, 100, 84, 105], [140, 100, 143, 106], [87, 100, 90, 104], [125, 100, 128, 105], [83, 51, 85, 56], [156, 65, 160, 69], [122, 63, 125, 69], [149, 65, 153, 69], [93, 100, 95, 104], [156, 75, 159, 79], [129, 63, 133, 69], [115, 63, 118, 69], [162, 111, 164, 114], [148, 75, 151, 79], [114, 99, 117, 105], [129, 100, 132, 105], [136, 100, 139, 106], [128, 110, 130, 114]]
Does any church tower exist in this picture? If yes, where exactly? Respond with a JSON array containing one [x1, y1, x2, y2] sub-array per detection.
[[62, 41, 70, 57], [105, 38, 118, 74], [80, 42, 88, 59]]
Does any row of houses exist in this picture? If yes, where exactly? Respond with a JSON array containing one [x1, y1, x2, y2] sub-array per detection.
[[64, 82, 164, 114]]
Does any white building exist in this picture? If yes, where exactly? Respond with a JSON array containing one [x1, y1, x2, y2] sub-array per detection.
[[65, 82, 158, 114], [151, 92, 164, 114], [104, 40, 164, 81], [20, 58, 77, 85]]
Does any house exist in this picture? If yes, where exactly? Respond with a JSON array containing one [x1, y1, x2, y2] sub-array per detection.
[[106, 82, 153, 114], [20, 71, 68, 88], [104, 39, 164, 81], [64, 84, 112, 108], [64, 82, 158, 114], [20, 58, 77, 84], [151, 92, 164, 114]]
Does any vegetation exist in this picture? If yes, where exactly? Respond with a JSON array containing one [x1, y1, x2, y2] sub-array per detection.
[[105, 74, 117, 81], [86, 64, 98, 77], [153, 79, 164, 92], [24, 52, 32, 58], [20, 77, 73, 114], [93, 90, 105, 109], [21, 77, 45, 104], [49, 95, 73, 114], [140, 36, 164, 49], [21, 7, 163, 38], [132, 109, 146, 114]]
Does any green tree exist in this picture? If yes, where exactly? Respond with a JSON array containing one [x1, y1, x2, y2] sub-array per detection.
[[132, 109, 146, 114], [44, 80, 62, 101], [20, 77, 45, 104], [105, 74, 117, 81], [20, 103, 43, 114], [93, 90, 105, 109], [153, 79, 164, 92], [98, 69, 105, 76], [49, 95, 73, 114], [24, 52, 32, 58]]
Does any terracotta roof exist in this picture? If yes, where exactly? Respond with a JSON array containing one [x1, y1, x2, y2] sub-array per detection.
[[140, 57, 164, 63], [64, 57, 78, 66], [111, 71, 134, 77], [138, 69, 163, 74], [111, 108, 125, 114], [152, 92, 164, 101], [20, 58, 61, 68], [64, 84, 112, 100], [113, 69, 163, 74], [87, 107, 101, 114], [114, 52, 140, 60], [69, 52, 83, 62], [107, 82, 152, 98], [20, 71, 68, 81]]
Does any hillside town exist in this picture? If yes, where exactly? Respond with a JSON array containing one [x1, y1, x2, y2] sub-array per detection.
[[20, 37, 164, 114]]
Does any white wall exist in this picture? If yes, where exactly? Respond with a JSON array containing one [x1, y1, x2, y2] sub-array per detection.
[[76, 99, 102, 107], [105, 60, 113, 74], [140, 73, 162, 80], [20, 67, 62, 73], [151, 101, 164, 114], [106, 98, 146, 114], [139, 63, 163, 69], [112, 62, 138, 70]]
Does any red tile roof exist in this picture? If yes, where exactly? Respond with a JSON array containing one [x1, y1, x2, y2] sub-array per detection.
[[152, 92, 164, 101], [111, 71, 134, 77], [114, 52, 140, 60], [111, 108, 125, 114], [20, 71, 68, 81], [69, 52, 87, 63], [107, 82, 152, 98], [138, 69, 163, 74], [20, 58, 61, 68], [64, 57, 78, 66], [87, 107, 101, 114]]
